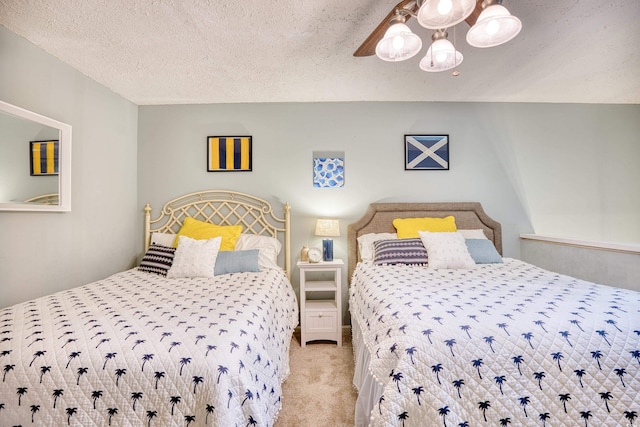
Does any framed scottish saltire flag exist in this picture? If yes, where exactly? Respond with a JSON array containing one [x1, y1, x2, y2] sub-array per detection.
[[404, 134, 449, 170], [207, 136, 252, 172]]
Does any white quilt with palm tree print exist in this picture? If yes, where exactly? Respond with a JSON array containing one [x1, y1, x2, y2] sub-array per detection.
[[350, 258, 640, 427], [0, 267, 298, 426]]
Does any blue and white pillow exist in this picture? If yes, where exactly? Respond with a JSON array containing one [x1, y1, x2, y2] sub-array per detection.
[[138, 244, 176, 276], [372, 238, 428, 266]]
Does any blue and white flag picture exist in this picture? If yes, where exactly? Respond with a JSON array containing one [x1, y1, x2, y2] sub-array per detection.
[[405, 134, 449, 170]]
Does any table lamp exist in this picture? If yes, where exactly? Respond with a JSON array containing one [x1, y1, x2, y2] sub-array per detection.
[[315, 219, 340, 261]]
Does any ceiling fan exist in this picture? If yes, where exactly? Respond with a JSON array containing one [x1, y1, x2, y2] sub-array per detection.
[[354, 0, 521, 73]]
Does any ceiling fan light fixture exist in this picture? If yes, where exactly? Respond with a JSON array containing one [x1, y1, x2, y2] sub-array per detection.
[[466, 1, 522, 48], [375, 22, 423, 62], [417, 0, 476, 29], [419, 30, 463, 72]]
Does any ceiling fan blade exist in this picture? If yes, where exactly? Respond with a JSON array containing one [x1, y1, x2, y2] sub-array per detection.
[[464, 0, 485, 27], [353, 0, 416, 57]]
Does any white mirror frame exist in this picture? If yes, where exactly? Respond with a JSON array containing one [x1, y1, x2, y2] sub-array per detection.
[[0, 100, 72, 212]]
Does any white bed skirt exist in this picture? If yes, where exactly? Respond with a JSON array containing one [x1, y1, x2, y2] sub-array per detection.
[[351, 314, 385, 427]]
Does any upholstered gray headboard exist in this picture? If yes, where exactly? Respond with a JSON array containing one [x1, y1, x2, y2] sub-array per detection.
[[347, 202, 502, 282]]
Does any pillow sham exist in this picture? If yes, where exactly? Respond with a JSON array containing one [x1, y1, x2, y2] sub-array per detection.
[[150, 232, 176, 247], [214, 249, 260, 275], [167, 236, 221, 278], [393, 216, 457, 238], [234, 233, 282, 270], [357, 232, 398, 262], [138, 244, 176, 277], [174, 217, 242, 251], [457, 229, 488, 240], [372, 238, 428, 266], [418, 231, 475, 269], [465, 239, 503, 264]]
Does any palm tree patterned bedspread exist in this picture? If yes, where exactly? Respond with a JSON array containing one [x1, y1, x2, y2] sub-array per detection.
[[0, 267, 298, 426], [350, 258, 640, 427]]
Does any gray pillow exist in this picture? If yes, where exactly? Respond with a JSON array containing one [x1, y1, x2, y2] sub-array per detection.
[[465, 239, 503, 264], [372, 238, 428, 265], [214, 249, 260, 275]]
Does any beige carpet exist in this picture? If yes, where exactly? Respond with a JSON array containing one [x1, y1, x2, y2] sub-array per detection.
[[276, 328, 357, 427]]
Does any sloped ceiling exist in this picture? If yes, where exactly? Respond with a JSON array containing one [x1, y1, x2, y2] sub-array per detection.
[[1, 0, 638, 105]]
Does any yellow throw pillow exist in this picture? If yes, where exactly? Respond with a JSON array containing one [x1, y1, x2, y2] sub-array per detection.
[[392, 216, 457, 238], [174, 217, 242, 251]]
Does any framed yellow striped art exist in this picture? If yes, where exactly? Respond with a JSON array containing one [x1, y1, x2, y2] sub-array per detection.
[[207, 136, 252, 172], [30, 140, 59, 176]]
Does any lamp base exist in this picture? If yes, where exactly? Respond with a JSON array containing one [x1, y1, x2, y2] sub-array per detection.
[[322, 239, 333, 262]]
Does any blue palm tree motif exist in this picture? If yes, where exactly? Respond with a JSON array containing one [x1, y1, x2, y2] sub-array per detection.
[[551, 352, 564, 371], [591, 350, 604, 370], [76, 367, 88, 385], [16, 387, 27, 405], [497, 323, 510, 336], [574, 369, 586, 388], [378, 395, 385, 415], [539, 412, 550, 427], [422, 329, 434, 344], [405, 347, 417, 364], [614, 368, 627, 387], [558, 393, 571, 413], [140, 354, 154, 372], [66, 407, 78, 425], [192, 376, 204, 394], [438, 406, 450, 427], [241, 389, 253, 406], [39, 365, 51, 383], [519, 396, 530, 417], [146, 410, 157, 427], [570, 319, 585, 332], [494, 375, 506, 395], [179, 357, 191, 376], [412, 386, 424, 405], [458, 422, 469, 427], [153, 371, 165, 389], [533, 371, 546, 390], [398, 411, 409, 427], [468, 314, 479, 323], [413, 312, 422, 320], [499, 417, 511, 426], [559, 331, 573, 347], [534, 320, 547, 332], [605, 319, 622, 332], [580, 410, 592, 427], [444, 339, 456, 357], [478, 401, 491, 422], [130, 391, 143, 411], [600, 391, 613, 413], [227, 390, 233, 408], [624, 410, 638, 426], [391, 370, 404, 392], [596, 330, 612, 346], [484, 336, 496, 353], [114, 368, 127, 386], [433, 316, 443, 325], [511, 355, 524, 376], [390, 343, 398, 357], [460, 325, 472, 339], [246, 415, 257, 427], [185, 415, 196, 426], [431, 364, 443, 384], [630, 350, 640, 366], [472, 359, 484, 379], [52, 389, 64, 408], [216, 365, 228, 384], [522, 332, 534, 349], [452, 379, 465, 398]]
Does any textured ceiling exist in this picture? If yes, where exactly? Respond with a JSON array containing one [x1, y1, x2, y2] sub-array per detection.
[[1, 0, 639, 105]]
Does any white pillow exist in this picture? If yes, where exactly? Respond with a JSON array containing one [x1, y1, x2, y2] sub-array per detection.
[[457, 229, 488, 239], [357, 232, 398, 262], [418, 231, 476, 269], [235, 233, 282, 270], [150, 232, 176, 247], [166, 236, 221, 278]]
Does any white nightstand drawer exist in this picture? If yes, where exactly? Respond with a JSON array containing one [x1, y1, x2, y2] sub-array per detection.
[[304, 302, 338, 342]]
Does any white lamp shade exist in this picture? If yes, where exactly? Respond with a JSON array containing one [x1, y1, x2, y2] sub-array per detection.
[[466, 4, 522, 48], [375, 23, 422, 62], [417, 0, 476, 29], [419, 38, 463, 72], [315, 219, 340, 237]]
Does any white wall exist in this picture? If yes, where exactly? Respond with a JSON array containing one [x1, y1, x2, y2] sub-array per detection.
[[0, 26, 139, 308]]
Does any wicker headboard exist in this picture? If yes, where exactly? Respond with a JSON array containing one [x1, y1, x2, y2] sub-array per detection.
[[347, 202, 502, 281], [144, 190, 291, 279]]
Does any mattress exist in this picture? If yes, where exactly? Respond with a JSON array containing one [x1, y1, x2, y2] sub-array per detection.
[[0, 267, 298, 426], [350, 258, 640, 426]]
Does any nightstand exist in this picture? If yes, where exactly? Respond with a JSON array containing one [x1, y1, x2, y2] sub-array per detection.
[[297, 259, 343, 347]]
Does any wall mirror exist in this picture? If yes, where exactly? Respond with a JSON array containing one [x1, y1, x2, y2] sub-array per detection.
[[0, 100, 71, 212]]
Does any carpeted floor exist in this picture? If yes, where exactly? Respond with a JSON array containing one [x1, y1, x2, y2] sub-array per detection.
[[276, 328, 357, 427]]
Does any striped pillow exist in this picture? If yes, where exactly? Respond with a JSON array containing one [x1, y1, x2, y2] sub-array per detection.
[[372, 238, 428, 266], [138, 244, 176, 276]]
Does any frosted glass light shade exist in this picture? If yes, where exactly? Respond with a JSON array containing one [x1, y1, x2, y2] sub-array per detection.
[[466, 4, 522, 48], [375, 23, 422, 62], [417, 0, 476, 29], [419, 38, 463, 72]]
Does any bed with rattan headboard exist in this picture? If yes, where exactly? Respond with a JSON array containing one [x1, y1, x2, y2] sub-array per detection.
[[0, 189, 298, 427], [144, 189, 291, 279], [347, 202, 502, 281]]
